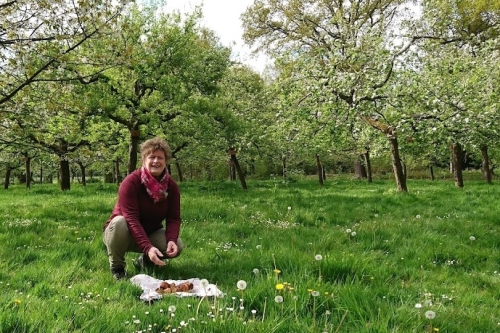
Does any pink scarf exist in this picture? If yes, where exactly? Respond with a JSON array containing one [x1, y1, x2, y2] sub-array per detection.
[[140, 166, 169, 203]]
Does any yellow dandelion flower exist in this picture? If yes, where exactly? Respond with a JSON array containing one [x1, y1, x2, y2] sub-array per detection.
[[273, 269, 281, 274], [276, 283, 284, 291], [324, 292, 329, 295], [433, 329, 439, 332], [307, 289, 313, 293], [289, 287, 295, 291], [14, 299, 21, 305]]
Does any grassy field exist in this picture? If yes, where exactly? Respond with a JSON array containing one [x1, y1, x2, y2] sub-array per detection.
[[0, 176, 499, 333]]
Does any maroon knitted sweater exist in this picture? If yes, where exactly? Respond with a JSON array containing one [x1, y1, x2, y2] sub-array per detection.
[[103, 169, 181, 254]]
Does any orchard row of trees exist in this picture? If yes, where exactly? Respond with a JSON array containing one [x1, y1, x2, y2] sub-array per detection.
[[1, 0, 499, 192]]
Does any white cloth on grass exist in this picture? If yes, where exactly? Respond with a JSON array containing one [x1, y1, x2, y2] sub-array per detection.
[[130, 274, 224, 302]]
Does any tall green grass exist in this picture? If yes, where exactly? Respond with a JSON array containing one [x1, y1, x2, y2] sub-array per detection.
[[0, 177, 499, 333]]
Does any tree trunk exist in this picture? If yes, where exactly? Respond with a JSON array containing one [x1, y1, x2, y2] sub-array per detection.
[[429, 165, 435, 181], [60, 158, 71, 191], [449, 150, 454, 174], [362, 149, 372, 183], [78, 163, 87, 186], [23, 153, 31, 190], [315, 153, 324, 186], [452, 142, 464, 188], [228, 160, 236, 181], [388, 137, 407, 192], [4, 165, 11, 189], [40, 165, 43, 184], [282, 155, 287, 183], [354, 155, 367, 179], [480, 144, 492, 184], [175, 162, 183, 182], [128, 128, 140, 174], [229, 148, 247, 190]]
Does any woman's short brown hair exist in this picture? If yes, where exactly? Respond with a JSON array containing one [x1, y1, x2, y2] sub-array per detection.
[[140, 137, 172, 163]]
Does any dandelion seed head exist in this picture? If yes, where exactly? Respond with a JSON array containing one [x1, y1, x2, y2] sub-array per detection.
[[415, 303, 422, 309], [274, 295, 284, 303], [311, 291, 320, 297], [253, 268, 260, 275], [346, 229, 352, 233], [351, 231, 357, 237], [315, 254, 323, 261], [237, 280, 247, 290], [469, 236, 476, 241], [200, 279, 209, 288], [425, 310, 436, 320], [168, 305, 176, 313]]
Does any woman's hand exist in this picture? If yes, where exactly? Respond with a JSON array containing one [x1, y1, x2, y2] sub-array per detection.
[[166, 241, 179, 258], [147, 246, 166, 266]]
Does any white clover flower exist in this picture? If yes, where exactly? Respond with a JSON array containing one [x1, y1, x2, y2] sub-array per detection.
[[253, 268, 260, 275], [415, 303, 422, 309], [315, 254, 323, 261], [288, 206, 292, 210], [425, 310, 436, 319], [274, 295, 284, 303], [251, 309, 257, 314], [470, 236, 476, 241], [237, 280, 247, 290]]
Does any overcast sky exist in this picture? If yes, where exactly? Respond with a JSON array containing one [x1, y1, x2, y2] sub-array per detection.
[[163, 0, 271, 73]]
